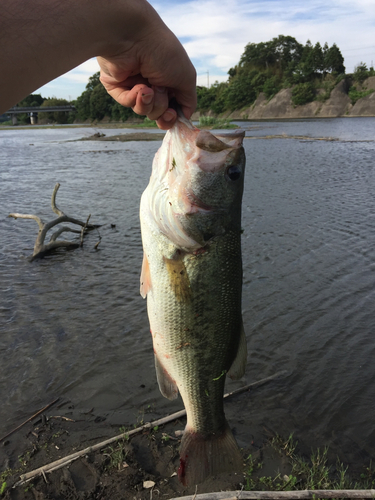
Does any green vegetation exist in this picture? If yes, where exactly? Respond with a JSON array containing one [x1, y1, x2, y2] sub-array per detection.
[[74, 72, 137, 123], [103, 427, 130, 471], [353, 62, 375, 84], [245, 433, 375, 492], [41, 97, 72, 124], [0, 469, 13, 497], [347, 62, 375, 104], [291, 82, 315, 106], [198, 116, 236, 128], [348, 86, 375, 105], [198, 36, 347, 113], [103, 442, 129, 471]]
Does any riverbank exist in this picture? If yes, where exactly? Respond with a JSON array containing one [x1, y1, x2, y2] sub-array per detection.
[[1, 395, 374, 500], [203, 76, 375, 121], [2, 76, 375, 130], [0, 394, 252, 499]]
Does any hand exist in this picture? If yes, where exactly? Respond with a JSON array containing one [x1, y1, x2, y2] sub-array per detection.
[[0, 0, 196, 122], [97, 18, 196, 130]]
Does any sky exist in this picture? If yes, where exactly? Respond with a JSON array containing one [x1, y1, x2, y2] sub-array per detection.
[[35, 0, 375, 101]]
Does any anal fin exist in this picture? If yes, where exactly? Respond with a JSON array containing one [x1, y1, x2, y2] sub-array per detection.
[[227, 321, 247, 380], [154, 355, 178, 400]]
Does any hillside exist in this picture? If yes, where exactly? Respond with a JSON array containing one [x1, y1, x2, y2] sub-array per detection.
[[200, 76, 375, 121]]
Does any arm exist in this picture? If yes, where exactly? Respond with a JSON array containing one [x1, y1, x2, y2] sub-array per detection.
[[0, 0, 196, 129]]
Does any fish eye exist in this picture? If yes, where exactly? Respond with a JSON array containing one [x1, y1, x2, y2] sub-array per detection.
[[225, 165, 242, 181]]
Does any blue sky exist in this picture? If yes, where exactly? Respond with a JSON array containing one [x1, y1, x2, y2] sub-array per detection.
[[36, 0, 375, 101]]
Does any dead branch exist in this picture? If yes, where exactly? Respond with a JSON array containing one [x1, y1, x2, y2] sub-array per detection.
[[80, 214, 91, 246], [8, 183, 97, 261], [51, 182, 64, 217], [49, 227, 82, 242], [13, 371, 286, 487], [8, 213, 44, 230]]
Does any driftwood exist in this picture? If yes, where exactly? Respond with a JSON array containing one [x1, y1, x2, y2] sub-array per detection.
[[8, 183, 98, 260], [14, 371, 286, 487], [170, 490, 375, 500]]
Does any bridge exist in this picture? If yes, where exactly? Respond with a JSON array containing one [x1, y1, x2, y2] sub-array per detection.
[[6, 105, 76, 125]]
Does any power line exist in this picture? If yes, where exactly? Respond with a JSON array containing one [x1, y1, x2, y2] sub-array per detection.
[[342, 45, 375, 52]]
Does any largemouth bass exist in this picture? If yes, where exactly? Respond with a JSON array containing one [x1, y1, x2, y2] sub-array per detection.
[[139, 113, 247, 485]]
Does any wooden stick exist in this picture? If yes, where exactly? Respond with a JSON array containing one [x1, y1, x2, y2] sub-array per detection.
[[80, 214, 91, 246], [169, 490, 375, 500], [51, 183, 64, 217], [13, 372, 286, 487], [223, 370, 287, 399], [0, 398, 60, 443]]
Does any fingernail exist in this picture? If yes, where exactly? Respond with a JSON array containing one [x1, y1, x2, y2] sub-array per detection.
[[141, 93, 153, 105], [155, 86, 166, 93], [163, 110, 175, 122]]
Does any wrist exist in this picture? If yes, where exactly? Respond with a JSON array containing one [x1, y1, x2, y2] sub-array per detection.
[[94, 0, 166, 58]]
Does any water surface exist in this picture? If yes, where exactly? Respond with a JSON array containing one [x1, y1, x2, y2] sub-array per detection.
[[1, 118, 375, 467]]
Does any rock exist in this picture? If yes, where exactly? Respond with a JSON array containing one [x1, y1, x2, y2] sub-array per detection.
[[143, 480, 155, 489]]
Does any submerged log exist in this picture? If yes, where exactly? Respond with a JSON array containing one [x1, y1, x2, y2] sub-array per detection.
[[8, 183, 98, 261]]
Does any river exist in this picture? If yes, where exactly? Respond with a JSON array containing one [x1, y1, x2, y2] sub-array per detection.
[[1, 118, 375, 468]]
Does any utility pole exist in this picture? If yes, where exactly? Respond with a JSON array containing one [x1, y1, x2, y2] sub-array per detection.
[[207, 70, 209, 88]]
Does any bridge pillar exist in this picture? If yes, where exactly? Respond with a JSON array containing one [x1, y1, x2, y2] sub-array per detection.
[[11, 115, 18, 125], [30, 113, 38, 125]]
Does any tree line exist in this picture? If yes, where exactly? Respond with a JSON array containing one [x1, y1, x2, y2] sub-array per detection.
[[9, 35, 375, 124]]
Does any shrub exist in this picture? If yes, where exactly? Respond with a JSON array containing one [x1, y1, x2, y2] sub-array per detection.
[[353, 62, 370, 84], [263, 76, 282, 98], [348, 86, 374, 105], [292, 82, 315, 105]]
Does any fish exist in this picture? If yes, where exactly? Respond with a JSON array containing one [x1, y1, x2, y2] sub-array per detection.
[[139, 112, 247, 486]]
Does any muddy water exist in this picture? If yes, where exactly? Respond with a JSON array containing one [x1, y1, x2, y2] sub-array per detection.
[[1, 119, 375, 466]]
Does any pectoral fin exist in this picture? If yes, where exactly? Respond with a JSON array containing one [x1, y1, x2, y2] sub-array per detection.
[[140, 253, 151, 298], [227, 322, 247, 380], [154, 355, 178, 400], [163, 257, 191, 303]]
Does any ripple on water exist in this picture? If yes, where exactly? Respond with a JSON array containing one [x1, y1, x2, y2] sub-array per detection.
[[1, 122, 375, 463]]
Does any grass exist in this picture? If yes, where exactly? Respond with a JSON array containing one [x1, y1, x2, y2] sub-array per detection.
[[198, 115, 237, 129], [244, 433, 375, 493], [0, 469, 14, 497], [131, 117, 159, 128], [103, 428, 130, 471]]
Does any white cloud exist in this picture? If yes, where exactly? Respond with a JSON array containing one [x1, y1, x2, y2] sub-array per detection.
[[152, 0, 375, 74], [34, 59, 100, 100], [62, 59, 100, 83]]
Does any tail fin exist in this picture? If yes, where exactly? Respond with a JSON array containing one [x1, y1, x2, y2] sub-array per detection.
[[178, 422, 242, 486]]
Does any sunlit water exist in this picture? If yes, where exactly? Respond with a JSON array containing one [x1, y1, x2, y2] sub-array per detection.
[[1, 118, 375, 467]]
